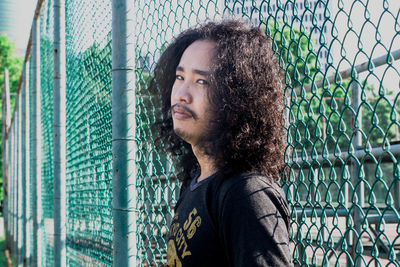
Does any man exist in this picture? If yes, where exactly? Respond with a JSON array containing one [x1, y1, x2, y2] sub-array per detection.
[[152, 20, 291, 266]]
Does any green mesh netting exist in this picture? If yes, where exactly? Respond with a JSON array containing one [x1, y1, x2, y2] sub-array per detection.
[[65, 0, 113, 265], [3, 0, 400, 266], [223, 0, 400, 265], [40, 0, 55, 265], [29, 53, 34, 265], [134, 1, 223, 265]]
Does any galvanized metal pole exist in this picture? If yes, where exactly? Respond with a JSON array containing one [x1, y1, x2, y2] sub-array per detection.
[[32, 16, 43, 267], [22, 61, 31, 266], [344, 165, 352, 267], [17, 88, 23, 267], [7, 123, 10, 249], [12, 106, 17, 264], [351, 80, 364, 267], [112, 0, 137, 266], [2, 69, 11, 250], [53, 0, 66, 265], [9, 115, 13, 258], [15, 96, 20, 266], [8, 128, 12, 253], [9, 116, 13, 256], [12, 113, 16, 262]]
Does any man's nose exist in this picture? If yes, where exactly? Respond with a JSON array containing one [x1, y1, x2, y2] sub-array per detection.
[[175, 82, 192, 103]]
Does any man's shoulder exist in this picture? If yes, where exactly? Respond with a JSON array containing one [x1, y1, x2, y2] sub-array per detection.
[[219, 172, 285, 199], [216, 172, 290, 224]]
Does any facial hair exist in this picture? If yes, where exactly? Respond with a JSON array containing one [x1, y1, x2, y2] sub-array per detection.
[[170, 103, 198, 120]]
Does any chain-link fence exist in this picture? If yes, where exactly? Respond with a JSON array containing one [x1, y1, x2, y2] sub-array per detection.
[[2, 0, 400, 266]]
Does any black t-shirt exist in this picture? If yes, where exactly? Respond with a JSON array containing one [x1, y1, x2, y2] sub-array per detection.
[[164, 172, 291, 267]]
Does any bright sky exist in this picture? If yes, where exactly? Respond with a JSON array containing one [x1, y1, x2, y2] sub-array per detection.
[[13, 0, 37, 56], [329, 0, 400, 96], [10, 0, 400, 96]]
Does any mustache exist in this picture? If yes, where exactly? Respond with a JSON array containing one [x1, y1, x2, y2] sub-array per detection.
[[170, 103, 198, 120]]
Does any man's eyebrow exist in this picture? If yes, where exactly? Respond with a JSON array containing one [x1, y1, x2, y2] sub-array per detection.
[[176, 66, 211, 76]]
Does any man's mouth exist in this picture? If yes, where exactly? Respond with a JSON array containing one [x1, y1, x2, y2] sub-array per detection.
[[171, 104, 197, 120]]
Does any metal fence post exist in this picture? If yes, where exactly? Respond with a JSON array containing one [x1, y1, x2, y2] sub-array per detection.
[[344, 165, 352, 267], [12, 111, 16, 262], [32, 15, 43, 267], [351, 79, 364, 267], [2, 69, 11, 251], [17, 85, 23, 266], [112, 0, 137, 266], [53, 0, 66, 265], [23, 60, 31, 266], [10, 112, 13, 259], [9, 125, 12, 255]]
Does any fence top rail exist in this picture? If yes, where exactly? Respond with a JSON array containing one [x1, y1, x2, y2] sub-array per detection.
[[289, 143, 400, 167]]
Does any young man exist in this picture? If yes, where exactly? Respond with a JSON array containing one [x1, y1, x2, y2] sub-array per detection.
[[153, 20, 291, 266]]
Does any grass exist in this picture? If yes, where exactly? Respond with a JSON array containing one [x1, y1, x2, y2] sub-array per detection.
[[0, 221, 12, 267], [0, 236, 9, 266]]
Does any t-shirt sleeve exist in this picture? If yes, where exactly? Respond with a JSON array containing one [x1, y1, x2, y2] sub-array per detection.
[[219, 176, 291, 267]]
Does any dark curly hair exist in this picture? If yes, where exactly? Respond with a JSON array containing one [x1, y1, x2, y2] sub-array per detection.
[[151, 20, 286, 186]]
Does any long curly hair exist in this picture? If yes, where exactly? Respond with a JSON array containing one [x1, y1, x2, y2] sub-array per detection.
[[151, 20, 286, 186]]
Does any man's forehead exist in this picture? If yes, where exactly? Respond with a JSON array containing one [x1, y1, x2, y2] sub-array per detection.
[[176, 40, 215, 74]]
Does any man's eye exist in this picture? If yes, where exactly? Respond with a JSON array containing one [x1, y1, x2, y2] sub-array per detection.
[[197, 79, 208, 85], [176, 75, 184, 80]]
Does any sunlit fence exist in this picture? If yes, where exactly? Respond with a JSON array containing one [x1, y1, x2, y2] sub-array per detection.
[[2, 0, 400, 266]]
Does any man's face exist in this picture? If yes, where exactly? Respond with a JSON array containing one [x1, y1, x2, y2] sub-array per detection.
[[171, 40, 215, 145]]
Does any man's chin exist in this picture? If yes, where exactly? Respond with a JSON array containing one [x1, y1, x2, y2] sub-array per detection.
[[174, 128, 192, 143]]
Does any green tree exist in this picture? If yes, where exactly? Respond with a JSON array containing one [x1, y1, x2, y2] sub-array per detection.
[[0, 35, 23, 201], [0, 35, 23, 93], [361, 85, 398, 146], [291, 76, 399, 153], [265, 22, 317, 88]]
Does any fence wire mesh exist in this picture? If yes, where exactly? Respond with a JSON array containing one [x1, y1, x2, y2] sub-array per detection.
[[224, 0, 400, 266], [2, 0, 400, 266], [65, 0, 113, 266], [40, 0, 55, 265], [134, 1, 222, 265], [28, 53, 34, 265]]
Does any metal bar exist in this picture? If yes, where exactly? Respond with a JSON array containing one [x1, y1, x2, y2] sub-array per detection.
[[23, 60, 31, 266], [296, 207, 399, 223], [7, 125, 11, 254], [10, 113, 13, 259], [303, 48, 400, 92], [53, 0, 67, 265], [395, 177, 400, 211], [112, 0, 137, 266], [344, 165, 352, 267], [17, 85, 23, 266], [7, 125, 11, 251], [10, 115, 13, 258], [12, 111, 17, 263], [10, 121, 13, 252], [32, 16, 43, 267], [289, 143, 400, 166], [33, 0, 47, 20], [2, 69, 11, 251], [351, 80, 364, 267]]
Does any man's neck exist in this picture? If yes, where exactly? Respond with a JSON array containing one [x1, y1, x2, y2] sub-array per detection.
[[192, 145, 217, 182]]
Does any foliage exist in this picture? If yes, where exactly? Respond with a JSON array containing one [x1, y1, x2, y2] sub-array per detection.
[[0, 35, 23, 196], [0, 35, 23, 93], [0, 236, 11, 267], [265, 21, 317, 88], [290, 78, 399, 154], [263, 21, 398, 154]]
